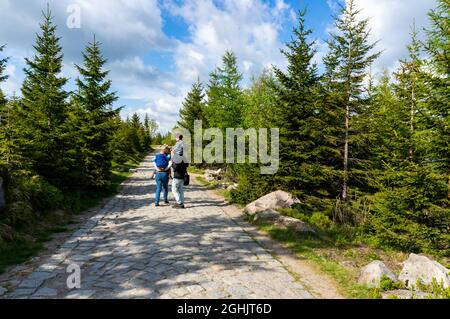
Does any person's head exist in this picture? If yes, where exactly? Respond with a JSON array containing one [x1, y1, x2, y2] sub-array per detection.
[[164, 146, 171, 154], [161, 145, 170, 154], [175, 133, 183, 141]]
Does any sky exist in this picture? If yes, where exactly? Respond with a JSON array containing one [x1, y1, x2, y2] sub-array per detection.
[[0, 0, 438, 132]]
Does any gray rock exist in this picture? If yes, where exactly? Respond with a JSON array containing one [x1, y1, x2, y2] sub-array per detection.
[[358, 260, 397, 288], [244, 190, 300, 216], [253, 209, 280, 222], [204, 169, 223, 182], [254, 209, 315, 233], [0, 177, 5, 209], [0, 286, 7, 296], [399, 253, 450, 289]]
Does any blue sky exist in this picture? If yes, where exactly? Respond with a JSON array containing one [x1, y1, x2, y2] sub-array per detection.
[[0, 0, 437, 132]]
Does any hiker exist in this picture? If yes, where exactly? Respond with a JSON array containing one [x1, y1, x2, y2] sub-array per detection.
[[151, 147, 172, 180], [172, 133, 185, 164], [153, 145, 171, 206], [172, 159, 188, 209]]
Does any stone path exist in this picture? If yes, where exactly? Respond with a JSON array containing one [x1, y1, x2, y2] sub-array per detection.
[[4, 155, 313, 299]]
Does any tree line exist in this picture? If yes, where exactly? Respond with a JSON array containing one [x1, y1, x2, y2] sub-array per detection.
[[177, 0, 449, 256], [0, 8, 156, 233]]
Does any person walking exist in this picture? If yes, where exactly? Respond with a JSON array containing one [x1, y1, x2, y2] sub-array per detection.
[[154, 146, 171, 206], [172, 160, 188, 209]]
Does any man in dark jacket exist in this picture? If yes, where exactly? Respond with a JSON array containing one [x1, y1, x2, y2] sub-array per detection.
[[172, 161, 187, 209]]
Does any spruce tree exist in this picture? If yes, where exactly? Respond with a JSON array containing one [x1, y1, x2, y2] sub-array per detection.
[[424, 0, 450, 199], [74, 36, 118, 189], [18, 7, 69, 185], [178, 79, 206, 133], [393, 23, 427, 162], [0, 45, 10, 163], [0, 45, 7, 106], [326, 0, 381, 201]]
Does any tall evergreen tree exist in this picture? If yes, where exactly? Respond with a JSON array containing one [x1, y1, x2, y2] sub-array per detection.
[[0, 45, 10, 163], [178, 78, 206, 133], [205, 51, 244, 130], [17, 7, 69, 185], [74, 36, 118, 189], [0, 45, 7, 107], [393, 23, 427, 162], [326, 0, 381, 201], [423, 0, 450, 199], [272, 9, 338, 202]]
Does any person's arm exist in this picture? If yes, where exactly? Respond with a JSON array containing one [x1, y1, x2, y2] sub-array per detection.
[[153, 158, 163, 172]]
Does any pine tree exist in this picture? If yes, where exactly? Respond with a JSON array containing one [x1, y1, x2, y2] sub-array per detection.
[[326, 0, 381, 201], [393, 23, 427, 162], [423, 0, 450, 199], [0, 45, 11, 163], [0, 45, 7, 107], [74, 36, 118, 189], [178, 79, 206, 133], [205, 51, 244, 130], [143, 114, 156, 147], [270, 9, 342, 209], [17, 7, 69, 185]]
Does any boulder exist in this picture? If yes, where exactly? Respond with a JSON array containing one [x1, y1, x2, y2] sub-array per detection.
[[253, 209, 280, 222], [253, 209, 315, 233], [244, 190, 300, 216], [358, 260, 397, 288], [0, 286, 6, 296], [0, 177, 5, 209], [204, 169, 223, 182], [398, 253, 450, 289], [227, 184, 238, 191]]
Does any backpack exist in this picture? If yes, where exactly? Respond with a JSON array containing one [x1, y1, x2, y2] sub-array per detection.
[[155, 153, 169, 169]]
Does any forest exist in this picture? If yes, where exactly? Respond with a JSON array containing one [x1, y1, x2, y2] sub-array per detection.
[[0, 0, 448, 268], [0, 7, 157, 265], [177, 0, 449, 257]]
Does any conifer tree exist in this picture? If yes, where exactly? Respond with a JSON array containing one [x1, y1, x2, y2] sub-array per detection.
[[178, 79, 206, 133], [0, 45, 7, 107], [206, 51, 244, 130], [272, 9, 338, 203], [0, 45, 11, 163], [393, 23, 427, 162], [326, 0, 381, 201], [423, 0, 450, 199], [74, 36, 118, 189], [18, 7, 69, 185]]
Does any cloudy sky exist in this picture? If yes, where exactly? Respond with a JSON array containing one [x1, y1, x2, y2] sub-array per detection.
[[0, 0, 437, 132]]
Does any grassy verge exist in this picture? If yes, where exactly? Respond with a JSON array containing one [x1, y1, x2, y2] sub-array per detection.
[[255, 223, 378, 298], [0, 155, 144, 275], [193, 175, 406, 298]]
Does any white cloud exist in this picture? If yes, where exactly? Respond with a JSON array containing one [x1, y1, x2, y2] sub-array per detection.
[[167, 0, 292, 83], [325, 0, 437, 75]]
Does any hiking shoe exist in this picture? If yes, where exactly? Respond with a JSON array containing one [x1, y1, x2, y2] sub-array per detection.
[[164, 201, 170, 204], [155, 203, 160, 207], [172, 203, 185, 209]]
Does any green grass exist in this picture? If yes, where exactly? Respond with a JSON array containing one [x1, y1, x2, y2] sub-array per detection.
[[0, 156, 144, 275], [256, 223, 376, 299], [188, 166, 205, 174]]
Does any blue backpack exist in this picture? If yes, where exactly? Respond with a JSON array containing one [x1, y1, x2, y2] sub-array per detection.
[[155, 153, 169, 169]]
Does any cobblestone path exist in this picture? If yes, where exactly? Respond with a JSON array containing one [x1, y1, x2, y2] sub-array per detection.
[[5, 155, 313, 299]]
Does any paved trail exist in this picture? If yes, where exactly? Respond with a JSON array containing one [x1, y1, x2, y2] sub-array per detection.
[[5, 155, 313, 299]]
